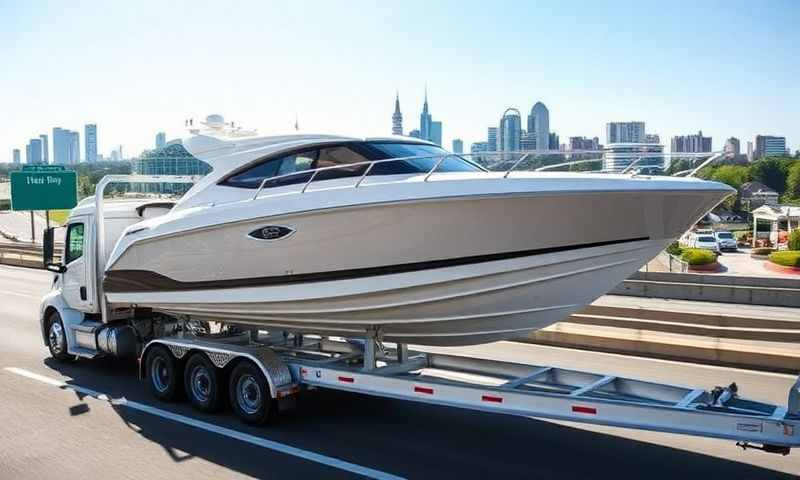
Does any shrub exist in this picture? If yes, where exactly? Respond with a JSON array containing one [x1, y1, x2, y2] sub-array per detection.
[[666, 242, 683, 257], [680, 248, 718, 265], [768, 251, 800, 267], [789, 229, 800, 251], [751, 247, 775, 256]]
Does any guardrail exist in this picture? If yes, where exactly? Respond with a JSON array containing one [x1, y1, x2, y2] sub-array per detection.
[[0, 243, 62, 268]]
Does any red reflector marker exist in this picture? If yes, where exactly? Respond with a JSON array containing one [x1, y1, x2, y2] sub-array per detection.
[[414, 386, 434, 395], [338, 376, 354, 383], [572, 405, 597, 415], [482, 395, 504, 403]]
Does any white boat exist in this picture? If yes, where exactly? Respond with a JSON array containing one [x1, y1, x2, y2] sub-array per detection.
[[102, 127, 732, 346]]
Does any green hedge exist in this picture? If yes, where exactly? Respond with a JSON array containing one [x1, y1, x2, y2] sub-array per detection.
[[789, 230, 800, 251], [666, 242, 683, 257], [768, 251, 800, 267], [680, 248, 718, 265]]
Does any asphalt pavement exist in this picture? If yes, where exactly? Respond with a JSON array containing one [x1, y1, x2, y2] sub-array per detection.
[[0, 264, 798, 479]]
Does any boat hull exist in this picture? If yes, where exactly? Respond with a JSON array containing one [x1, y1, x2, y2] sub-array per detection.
[[104, 186, 726, 345]]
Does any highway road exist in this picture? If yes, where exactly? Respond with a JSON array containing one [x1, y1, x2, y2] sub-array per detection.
[[0, 264, 798, 479]]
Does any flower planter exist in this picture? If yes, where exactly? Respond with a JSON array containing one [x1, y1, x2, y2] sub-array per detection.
[[687, 261, 721, 272], [764, 261, 800, 275]]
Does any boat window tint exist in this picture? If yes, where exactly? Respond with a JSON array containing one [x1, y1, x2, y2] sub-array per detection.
[[65, 223, 84, 264], [222, 141, 482, 190]]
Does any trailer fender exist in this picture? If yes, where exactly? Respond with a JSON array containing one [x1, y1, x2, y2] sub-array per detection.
[[139, 339, 294, 399]]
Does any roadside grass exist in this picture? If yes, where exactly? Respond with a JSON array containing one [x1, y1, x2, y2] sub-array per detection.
[[47, 210, 70, 225]]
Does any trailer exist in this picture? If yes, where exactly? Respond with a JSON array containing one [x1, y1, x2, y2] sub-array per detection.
[[39, 175, 800, 456]]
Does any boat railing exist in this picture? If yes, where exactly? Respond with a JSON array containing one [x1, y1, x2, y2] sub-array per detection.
[[251, 150, 726, 200]]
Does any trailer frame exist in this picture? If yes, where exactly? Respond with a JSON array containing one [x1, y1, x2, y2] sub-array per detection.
[[141, 330, 800, 455]]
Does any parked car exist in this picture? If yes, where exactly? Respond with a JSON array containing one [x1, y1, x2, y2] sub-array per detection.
[[691, 234, 721, 253], [714, 231, 737, 251]]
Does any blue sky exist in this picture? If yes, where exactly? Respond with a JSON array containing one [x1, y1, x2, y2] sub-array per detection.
[[1, 0, 798, 160]]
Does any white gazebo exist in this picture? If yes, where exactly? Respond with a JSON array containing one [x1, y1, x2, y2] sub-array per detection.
[[751, 205, 800, 247]]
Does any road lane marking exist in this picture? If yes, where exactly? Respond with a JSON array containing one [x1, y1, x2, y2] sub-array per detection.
[[0, 290, 38, 299], [5, 367, 405, 480]]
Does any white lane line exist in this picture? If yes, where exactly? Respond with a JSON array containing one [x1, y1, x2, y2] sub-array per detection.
[[0, 290, 38, 299], [4, 367, 405, 480]]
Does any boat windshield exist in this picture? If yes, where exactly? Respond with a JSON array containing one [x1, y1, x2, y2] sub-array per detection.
[[221, 141, 482, 189]]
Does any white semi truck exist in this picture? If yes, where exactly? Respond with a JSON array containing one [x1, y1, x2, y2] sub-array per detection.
[[38, 175, 800, 452]]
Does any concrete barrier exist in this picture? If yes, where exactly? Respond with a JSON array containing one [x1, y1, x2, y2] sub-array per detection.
[[611, 271, 800, 307]]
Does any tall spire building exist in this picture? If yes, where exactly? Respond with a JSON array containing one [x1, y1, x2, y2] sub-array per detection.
[[417, 86, 442, 146], [392, 92, 403, 135]]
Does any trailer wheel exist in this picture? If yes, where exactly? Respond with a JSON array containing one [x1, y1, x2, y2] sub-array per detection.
[[184, 353, 224, 412], [229, 361, 273, 425], [46, 312, 76, 362], [146, 345, 182, 402]]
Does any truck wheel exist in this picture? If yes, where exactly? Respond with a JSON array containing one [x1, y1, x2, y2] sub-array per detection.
[[146, 345, 182, 402], [46, 312, 76, 362], [229, 361, 273, 425], [184, 353, 223, 412]]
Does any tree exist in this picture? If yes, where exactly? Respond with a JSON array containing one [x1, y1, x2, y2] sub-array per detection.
[[710, 165, 749, 190], [749, 158, 791, 194], [785, 161, 800, 201]]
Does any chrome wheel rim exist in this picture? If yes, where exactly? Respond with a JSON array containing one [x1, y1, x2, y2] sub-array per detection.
[[236, 374, 262, 415], [48, 321, 65, 355], [190, 365, 212, 402], [151, 357, 170, 393]]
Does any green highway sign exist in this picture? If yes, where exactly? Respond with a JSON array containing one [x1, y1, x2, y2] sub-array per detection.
[[10, 170, 77, 211], [21, 165, 66, 172]]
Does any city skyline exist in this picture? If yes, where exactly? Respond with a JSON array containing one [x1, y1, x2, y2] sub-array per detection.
[[2, 1, 798, 159]]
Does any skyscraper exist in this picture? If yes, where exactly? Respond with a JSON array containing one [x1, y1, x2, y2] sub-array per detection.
[[569, 136, 600, 150], [417, 87, 442, 145], [69, 131, 80, 163], [755, 135, 787, 159], [498, 108, 521, 152], [644, 134, 660, 144], [12, 149, 20, 164], [53, 127, 74, 164], [724, 137, 740, 156], [606, 122, 645, 144], [452, 138, 463, 154], [39, 134, 49, 164], [487, 127, 498, 152], [156, 132, 167, 149], [419, 88, 431, 141], [85, 124, 98, 162], [27, 138, 43, 164], [528, 102, 550, 151], [391, 92, 403, 135], [548, 132, 560, 150], [409, 129, 420, 139], [671, 131, 712, 153], [747, 141, 754, 162], [429, 121, 442, 146]]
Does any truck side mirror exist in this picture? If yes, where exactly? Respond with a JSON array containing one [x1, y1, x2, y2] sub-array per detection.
[[43, 227, 66, 273], [43, 227, 55, 266]]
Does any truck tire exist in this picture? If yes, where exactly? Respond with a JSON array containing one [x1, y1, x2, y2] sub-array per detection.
[[46, 312, 76, 362], [229, 361, 273, 425], [146, 345, 182, 402], [184, 353, 224, 412]]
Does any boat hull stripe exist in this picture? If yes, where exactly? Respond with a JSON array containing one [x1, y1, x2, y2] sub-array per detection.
[[103, 236, 649, 293]]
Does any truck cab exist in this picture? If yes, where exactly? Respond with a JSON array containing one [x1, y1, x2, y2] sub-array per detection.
[[40, 197, 174, 359]]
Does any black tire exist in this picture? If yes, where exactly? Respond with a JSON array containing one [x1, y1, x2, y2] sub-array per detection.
[[229, 361, 273, 425], [184, 353, 224, 412], [146, 345, 182, 402], [46, 311, 76, 362]]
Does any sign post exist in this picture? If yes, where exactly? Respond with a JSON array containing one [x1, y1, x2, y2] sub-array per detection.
[[10, 167, 77, 241]]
